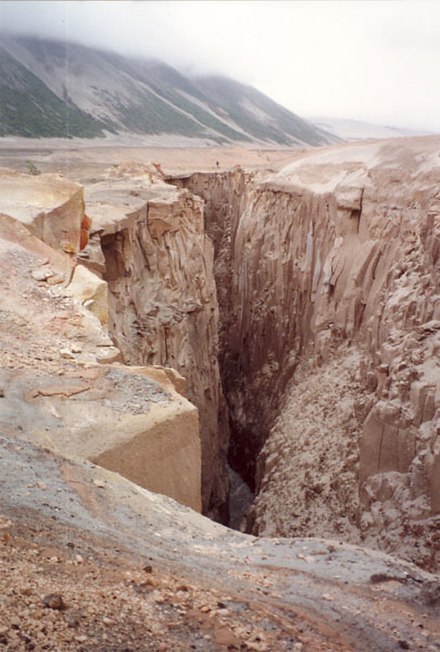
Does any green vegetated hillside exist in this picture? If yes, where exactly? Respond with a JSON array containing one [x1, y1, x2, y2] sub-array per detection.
[[0, 34, 339, 146], [0, 47, 109, 137]]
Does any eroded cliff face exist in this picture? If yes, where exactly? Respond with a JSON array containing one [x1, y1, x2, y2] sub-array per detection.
[[5, 143, 437, 569], [172, 170, 252, 484], [3, 153, 440, 652], [0, 176, 202, 512], [84, 166, 229, 517], [180, 138, 440, 569]]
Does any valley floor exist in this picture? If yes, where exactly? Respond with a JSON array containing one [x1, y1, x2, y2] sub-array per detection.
[[0, 137, 301, 180]]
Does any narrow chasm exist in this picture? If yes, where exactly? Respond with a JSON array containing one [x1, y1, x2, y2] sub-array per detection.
[[169, 169, 262, 529], [171, 165, 440, 571], [171, 168, 307, 530], [97, 161, 439, 571]]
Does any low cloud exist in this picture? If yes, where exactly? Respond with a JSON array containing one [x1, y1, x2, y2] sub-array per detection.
[[1, 0, 439, 131]]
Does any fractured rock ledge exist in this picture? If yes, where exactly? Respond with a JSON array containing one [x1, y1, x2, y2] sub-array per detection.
[[81, 164, 229, 518], [0, 167, 84, 253], [0, 188, 202, 512]]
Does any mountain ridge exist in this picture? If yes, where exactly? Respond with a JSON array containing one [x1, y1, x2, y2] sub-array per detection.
[[311, 115, 437, 141], [0, 33, 338, 146]]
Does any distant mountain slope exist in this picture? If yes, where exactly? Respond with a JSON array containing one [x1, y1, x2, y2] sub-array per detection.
[[195, 76, 334, 146], [0, 46, 109, 137], [310, 116, 436, 141], [0, 34, 338, 146]]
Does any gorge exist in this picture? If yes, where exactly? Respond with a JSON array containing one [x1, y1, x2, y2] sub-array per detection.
[[34, 136, 438, 569], [175, 139, 440, 571], [0, 137, 439, 650]]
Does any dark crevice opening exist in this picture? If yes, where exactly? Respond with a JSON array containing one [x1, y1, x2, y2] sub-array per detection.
[[166, 172, 265, 529]]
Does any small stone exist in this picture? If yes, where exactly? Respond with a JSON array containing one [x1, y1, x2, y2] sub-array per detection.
[[20, 634, 33, 647], [62, 243, 76, 254], [398, 641, 410, 650], [46, 274, 65, 286], [154, 595, 166, 605], [43, 593, 66, 610], [31, 267, 53, 281], [64, 612, 81, 628], [322, 593, 334, 602], [93, 479, 106, 489], [60, 348, 75, 360]]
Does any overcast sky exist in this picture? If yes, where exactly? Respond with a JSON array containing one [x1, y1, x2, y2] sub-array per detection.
[[1, 0, 439, 131]]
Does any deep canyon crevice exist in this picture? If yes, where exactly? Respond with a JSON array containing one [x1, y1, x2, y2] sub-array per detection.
[[1, 153, 439, 652], [93, 143, 438, 570], [97, 186, 230, 520]]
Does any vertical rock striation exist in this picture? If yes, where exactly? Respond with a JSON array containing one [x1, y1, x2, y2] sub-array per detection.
[[172, 169, 249, 481], [181, 138, 440, 569], [85, 168, 229, 518]]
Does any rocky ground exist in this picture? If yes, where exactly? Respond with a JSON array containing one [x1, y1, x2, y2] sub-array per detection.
[[1, 435, 440, 652], [0, 137, 439, 650]]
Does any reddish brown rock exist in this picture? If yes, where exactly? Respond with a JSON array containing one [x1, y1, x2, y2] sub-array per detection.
[[0, 167, 84, 253]]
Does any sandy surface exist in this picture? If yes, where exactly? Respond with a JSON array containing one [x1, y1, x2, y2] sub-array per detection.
[[0, 136, 304, 180], [1, 433, 439, 651]]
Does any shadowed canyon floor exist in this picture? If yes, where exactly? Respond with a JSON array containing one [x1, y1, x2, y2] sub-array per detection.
[[0, 136, 439, 650]]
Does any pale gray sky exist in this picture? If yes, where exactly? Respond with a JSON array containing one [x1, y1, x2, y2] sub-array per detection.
[[1, 0, 439, 131]]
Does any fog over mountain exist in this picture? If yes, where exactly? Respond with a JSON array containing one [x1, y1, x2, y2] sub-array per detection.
[[0, 34, 338, 145], [0, 0, 439, 133]]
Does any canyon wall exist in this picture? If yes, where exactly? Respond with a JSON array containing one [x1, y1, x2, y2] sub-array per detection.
[[0, 176, 202, 512], [172, 169, 252, 483], [2, 159, 439, 652], [84, 167, 229, 518], [4, 141, 437, 569], [181, 138, 440, 569]]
